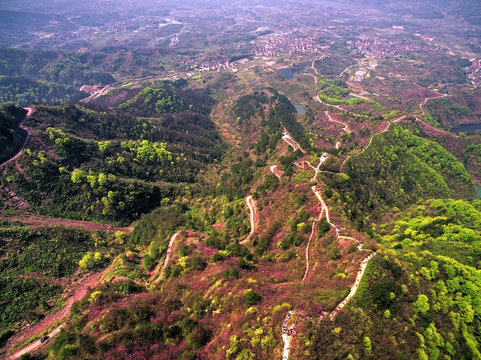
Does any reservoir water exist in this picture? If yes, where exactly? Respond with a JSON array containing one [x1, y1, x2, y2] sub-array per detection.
[[452, 123, 481, 133], [476, 185, 481, 198], [294, 104, 306, 114], [279, 68, 305, 80], [346, 94, 361, 100]]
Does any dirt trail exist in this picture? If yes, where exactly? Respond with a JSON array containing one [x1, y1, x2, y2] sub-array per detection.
[[325, 111, 351, 133], [329, 252, 376, 320], [1, 215, 132, 234], [413, 93, 457, 137], [279, 138, 377, 358], [203, 280, 224, 300], [10, 324, 64, 359], [281, 128, 305, 153], [315, 93, 343, 111], [310, 184, 376, 319], [311, 56, 324, 74], [339, 120, 391, 173], [418, 93, 449, 116], [7, 270, 103, 359], [302, 207, 324, 281], [270, 165, 283, 180], [357, 121, 391, 156], [281, 310, 295, 360], [324, 110, 351, 151], [339, 60, 360, 77], [303, 73, 318, 84], [240, 196, 257, 245], [153, 230, 183, 283], [0, 107, 33, 168], [416, 118, 456, 137]]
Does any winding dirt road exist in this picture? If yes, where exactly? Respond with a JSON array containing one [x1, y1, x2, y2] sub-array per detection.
[[281, 129, 305, 153], [310, 184, 376, 320], [0, 107, 33, 168], [10, 325, 63, 359], [153, 230, 183, 283], [413, 93, 457, 137], [276, 71, 453, 360], [302, 207, 324, 281], [240, 196, 256, 245], [325, 111, 351, 133], [278, 133, 377, 359], [418, 93, 449, 116], [270, 165, 283, 180], [339, 120, 391, 173], [315, 93, 343, 111], [339, 60, 360, 78], [311, 56, 324, 75], [329, 252, 376, 320], [7, 270, 103, 359]]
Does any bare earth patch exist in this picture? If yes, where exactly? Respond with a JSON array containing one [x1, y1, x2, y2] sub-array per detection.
[[1, 215, 132, 234]]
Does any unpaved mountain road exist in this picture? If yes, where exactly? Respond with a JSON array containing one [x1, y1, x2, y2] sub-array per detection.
[[281, 129, 305, 153], [6, 270, 103, 359], [279, 128, 377, 360], [0, 107, 33, 168], [325, 110, 352, 133], [10, 325, 63, 360], [270, 165, 283, 179], [153, 230, 183, 283], [240, 195, 257, 245]]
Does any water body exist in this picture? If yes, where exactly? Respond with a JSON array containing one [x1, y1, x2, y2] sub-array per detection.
[[279, 68, 305, 80], [346, 94, 362, 100], [476, 185, 481, 198], [452, 123, 481, 133], [294, 104, 306, 114]]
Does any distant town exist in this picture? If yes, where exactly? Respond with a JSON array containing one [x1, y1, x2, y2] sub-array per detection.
[[354, 38, 438, 58], [255, 37, 320, 57]]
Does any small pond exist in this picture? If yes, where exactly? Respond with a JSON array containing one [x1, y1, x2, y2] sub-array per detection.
[[346, 94, 361, 100], [452, 123, 481, 133], [294, 104, 306, 114], [279, 68, 305, 80]]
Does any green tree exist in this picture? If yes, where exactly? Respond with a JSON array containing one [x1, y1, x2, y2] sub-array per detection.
[[413, 294, 430, 315], [71, 168, 85, 184], [244, 289, 262, 305], [98, 140, 112, 153], [186, 326, 211, 349], [363, 336, 372, 356]]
